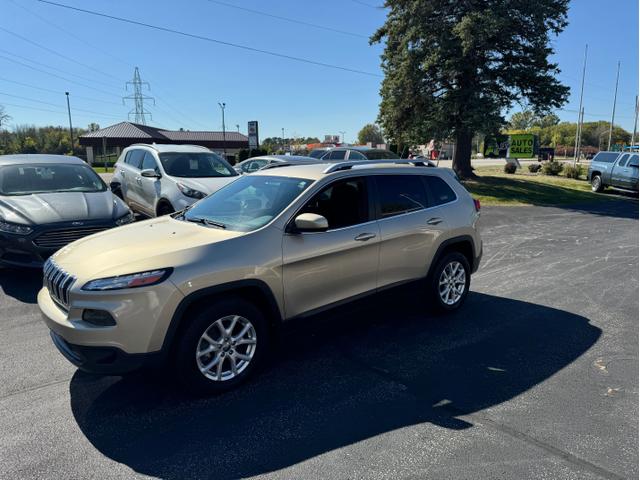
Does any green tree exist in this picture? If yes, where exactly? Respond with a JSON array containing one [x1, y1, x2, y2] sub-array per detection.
[[509, 111, 537, 130], [371, 0, 570, 178], [357, 123, 385, 145], [533, 113, 560, 129]]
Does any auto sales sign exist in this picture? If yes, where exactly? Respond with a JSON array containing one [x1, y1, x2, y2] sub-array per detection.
[[508, 134, 536, 158]]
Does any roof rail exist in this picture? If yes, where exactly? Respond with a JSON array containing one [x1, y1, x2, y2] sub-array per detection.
[[322, 159, 434, 174], [261, 160, 318, 170]]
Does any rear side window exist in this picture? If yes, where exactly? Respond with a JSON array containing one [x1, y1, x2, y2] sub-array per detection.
[[592, 152, 620, 164], [424, 176, 457, 206], [347, 150, 367, 160], [376, 175, 428, 218], [125, 149, 144, 169], [327, 149, 347, 161], [629, 155, 639, 167], [617, 154, 630, 167]]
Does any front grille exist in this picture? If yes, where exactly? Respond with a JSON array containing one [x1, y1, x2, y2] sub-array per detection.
[[34, 226, 108, 249], [43, 258, 76, 309]]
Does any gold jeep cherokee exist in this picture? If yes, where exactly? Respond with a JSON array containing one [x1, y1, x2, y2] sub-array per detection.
[[39, 160, 482, 394]]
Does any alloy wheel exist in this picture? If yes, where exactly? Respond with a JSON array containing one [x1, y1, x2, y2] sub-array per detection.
[[195, 315, 257, 382], [438, 261, 466, 306]]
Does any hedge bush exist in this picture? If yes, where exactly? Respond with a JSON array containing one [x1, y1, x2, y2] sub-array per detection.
[[563, 164, 583, 179], [541, 161, 564, 176], [503, 162, 517, 174], [528, 163, 542, 173]]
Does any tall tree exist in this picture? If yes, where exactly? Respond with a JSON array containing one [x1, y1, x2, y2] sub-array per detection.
[[0, 105, 11, 130], [357, 123, 385, 145], [509, 110, 537, 130], [372, 0, 570, 178]]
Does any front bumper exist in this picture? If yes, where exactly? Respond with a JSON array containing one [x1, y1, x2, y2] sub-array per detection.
[[49, 330, 162, 375]]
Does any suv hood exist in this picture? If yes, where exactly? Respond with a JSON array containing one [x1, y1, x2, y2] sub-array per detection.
[[52, 215, 244, 281], [171, 176, 238, 195], [0, 191, 129, 225]]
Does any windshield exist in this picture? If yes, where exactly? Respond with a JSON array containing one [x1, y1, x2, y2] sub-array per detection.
[[365, 150, 400, 160], [182, 175, 313, 232], [0, 163, 106, 196], [159, 152, 237, 178]]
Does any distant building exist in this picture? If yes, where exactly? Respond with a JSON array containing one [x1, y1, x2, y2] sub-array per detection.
[[79, 121, 248, 163]]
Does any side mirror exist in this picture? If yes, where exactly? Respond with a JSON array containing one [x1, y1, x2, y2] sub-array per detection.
[[294, 213, 328, 232], [140, 169, 161, 178]]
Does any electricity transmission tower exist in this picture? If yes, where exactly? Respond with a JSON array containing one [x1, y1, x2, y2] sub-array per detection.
[[123, 67, 155, 124]]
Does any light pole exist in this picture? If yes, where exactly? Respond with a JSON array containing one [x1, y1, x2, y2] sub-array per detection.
[[65, 92, 74, 155], [236, 124, 240, 133], [218, 102, 226, 157], [281, 127, 286, 151], [339, 130, 346, 145]]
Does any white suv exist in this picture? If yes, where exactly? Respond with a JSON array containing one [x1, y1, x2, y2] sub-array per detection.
[[111, 143, 239, 217]]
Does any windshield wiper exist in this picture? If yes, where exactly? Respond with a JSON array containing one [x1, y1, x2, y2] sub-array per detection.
[[186, 216, 227, 229]]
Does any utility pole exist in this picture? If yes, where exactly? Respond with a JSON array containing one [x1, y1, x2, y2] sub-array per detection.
[[573, 44, 588, 166], [218, 102, 226, 157], [281, 127, 286, 151], [65, 92, 74, 155], [632, 95, 639, 150], [123, 67, 155, 125], [607, 61, 620, 151], [576, 107, 585, 163]]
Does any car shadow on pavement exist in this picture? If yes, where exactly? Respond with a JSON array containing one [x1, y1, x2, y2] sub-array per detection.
[[0, 268, 41, 304], [69, 290, 601, 480]]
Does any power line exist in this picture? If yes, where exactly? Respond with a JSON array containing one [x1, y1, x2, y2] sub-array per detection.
[[0, 101, 122, 120], [0, 53, 120, 99], [9, 0, 207, 129], [0, 25, 123, 86], [37, 0, 382, 77], [203, 0, 368, 39], [350, 0, 384, 8], [0, 76, 122, 106], [0, 91, 122, 119]]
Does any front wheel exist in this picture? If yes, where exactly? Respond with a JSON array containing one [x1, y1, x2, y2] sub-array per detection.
[[157, 201, 175, 216], [173, 298, 269, 395], [429, 252, 471, 312], [591, 174, 604, 192]]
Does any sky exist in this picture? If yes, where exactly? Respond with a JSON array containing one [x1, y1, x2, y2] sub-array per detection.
[[0, 0, 638, 142]]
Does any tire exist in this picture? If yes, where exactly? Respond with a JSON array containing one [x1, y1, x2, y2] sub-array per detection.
[[157, 201, 175, 216], [429, 252, 471, 313], [110, 183, 124, 200], [173, 298, 269, 395], [591, 174, 604, 192]]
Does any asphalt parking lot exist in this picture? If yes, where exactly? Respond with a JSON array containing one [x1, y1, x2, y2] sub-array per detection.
[[0, 199, 637, 480]]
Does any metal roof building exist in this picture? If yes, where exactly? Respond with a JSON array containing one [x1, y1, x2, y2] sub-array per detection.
[[79, 121, 249, 163]]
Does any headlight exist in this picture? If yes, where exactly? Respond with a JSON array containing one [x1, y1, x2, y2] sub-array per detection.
[[82, 268, 172, 291], [115, 212, 135, 226], [176, 183, 206, 199], [0, 219, 32, 235]]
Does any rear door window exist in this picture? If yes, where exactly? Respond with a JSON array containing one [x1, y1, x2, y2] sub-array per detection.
[[347, 150, 367, 160], [424, 176, 457, 206], [617, 154, 630, 167], [376, 175, 428, 218], [327, 149, 347, 161], [629, 155, 639, 167]]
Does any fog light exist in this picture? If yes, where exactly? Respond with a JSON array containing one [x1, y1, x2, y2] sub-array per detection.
[[82, 309, 116, 326]]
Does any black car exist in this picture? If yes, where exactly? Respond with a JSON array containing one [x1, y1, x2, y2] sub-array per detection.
[[0, 154, 134, 268]]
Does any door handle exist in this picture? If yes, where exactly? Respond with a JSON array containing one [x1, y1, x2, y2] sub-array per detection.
[[354, 232, 376, 242], [426, 217, 443, 225], [135, 177, 142, 185]]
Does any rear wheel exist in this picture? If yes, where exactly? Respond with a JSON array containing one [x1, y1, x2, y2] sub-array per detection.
[[173, 298, 269, 395], [429, 252, 471, 312], [157, 201, 175, 216], [591, 174, 604, 192]]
